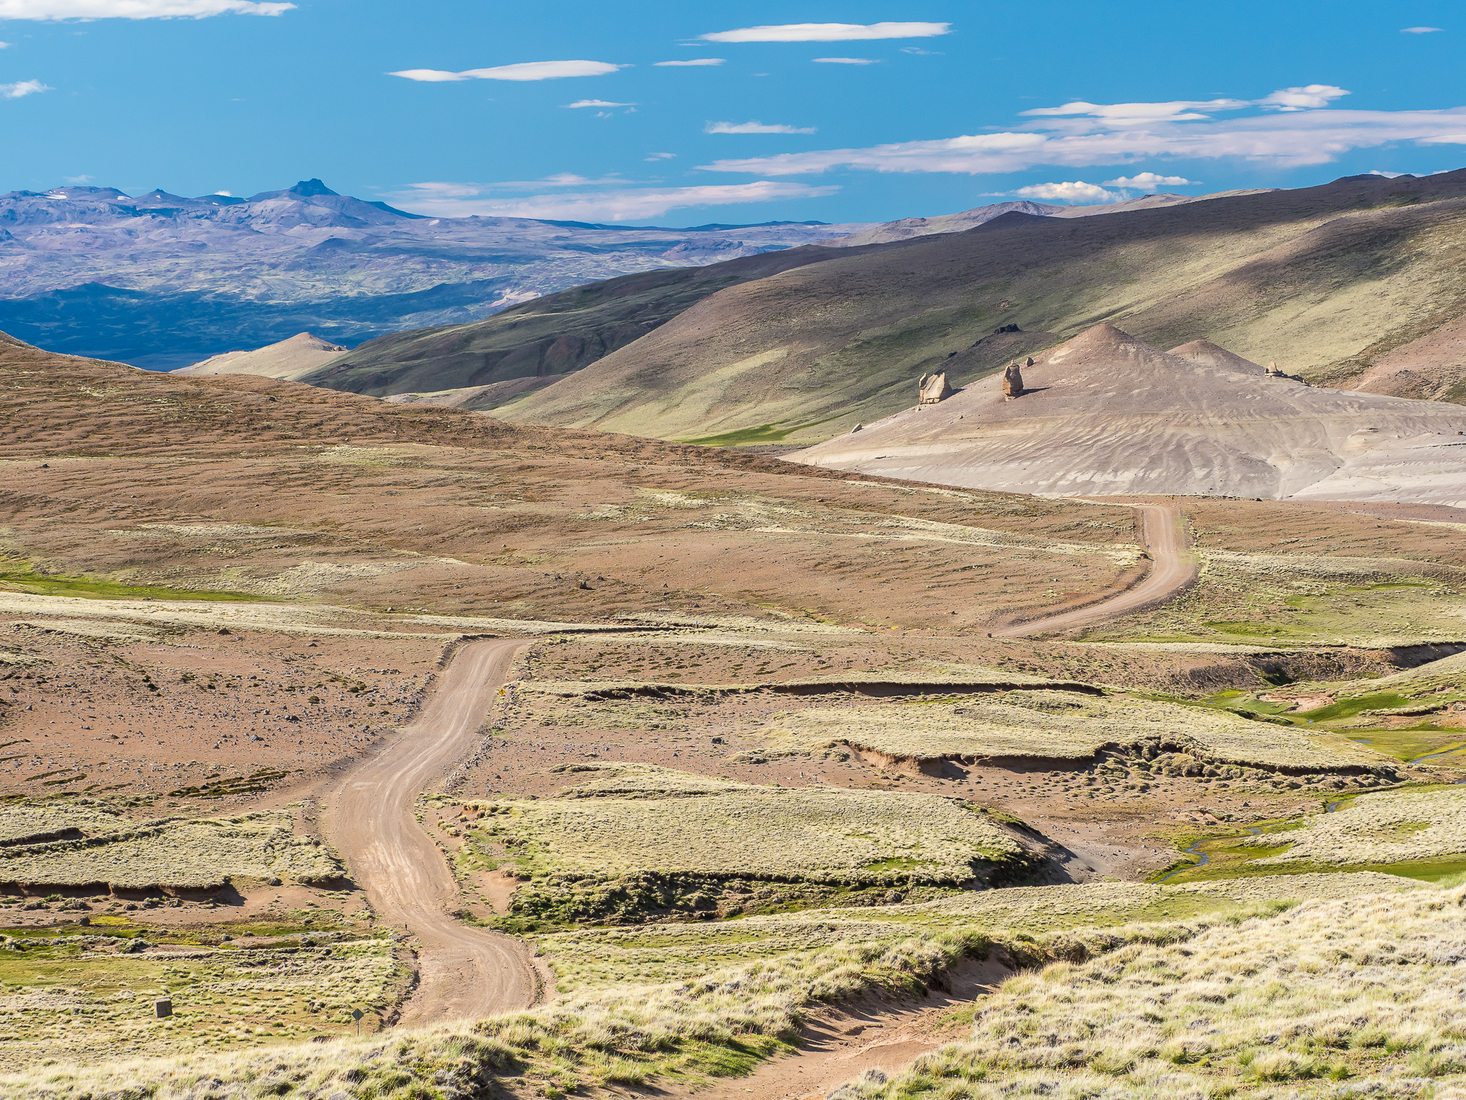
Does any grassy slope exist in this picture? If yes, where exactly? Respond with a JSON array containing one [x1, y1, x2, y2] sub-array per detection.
[[302, 246, 861, 399], [833, 885, 1466, 1100], [499, 172, 1466, 443]]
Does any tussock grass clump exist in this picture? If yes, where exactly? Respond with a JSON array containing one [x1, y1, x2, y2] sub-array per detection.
[[537, 873, 1422, 993], [461, 764, 1029, 925], [769, 690, 1387, 772], [1249, 785, 1466, 868], [0, 804, 340, 891], [0, 918, 403, 1069], [3, 875, 1433, 1099], [830, 886, 1466, 1099]]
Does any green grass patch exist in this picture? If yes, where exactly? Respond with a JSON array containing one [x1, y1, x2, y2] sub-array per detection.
[[0, 561, 264, 603], [680, 421, 817, 447], [1298, 692, 1414, 722]]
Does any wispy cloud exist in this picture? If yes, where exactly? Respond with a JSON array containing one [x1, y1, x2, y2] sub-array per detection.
[[566, 98, 634, 111], [645, 152, 677, 161], [701, 21, 950, 43], [1402, 25, 1443, 33], [1105, 172, 1196, 190], [0, 38, 10, 45], [1014, 181, 1114, 204], [813, 56, 879, 65], [700, 86, 1466, 178], [0, 0, 290, 16], [1023, 98, 1250, 124], [390, 60, 624, 83], [654, 58, 725, 67], [1, 78, 49, 98], [1023, 86, 1348, 123], [384, 180, 838, 222], [707, 120, 816, 135]]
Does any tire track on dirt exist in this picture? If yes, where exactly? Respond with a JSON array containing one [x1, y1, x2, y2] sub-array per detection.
[[323, 637, 544, 1025], [999, 502, 1194, 638]]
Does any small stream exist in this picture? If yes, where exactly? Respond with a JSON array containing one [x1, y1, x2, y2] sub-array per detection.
[[1156, 826, 1261, 883]]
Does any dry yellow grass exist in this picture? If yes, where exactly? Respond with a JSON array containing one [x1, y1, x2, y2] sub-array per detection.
[[833, 885, 1466, 1099], [1, 874, 1435, 1099], [768, 691, 1387, 772], [463, 764, 1026, 890], [0, 806, 340, 891], [1249, 786, 1466, 868], [0, 918, 403, 1070]]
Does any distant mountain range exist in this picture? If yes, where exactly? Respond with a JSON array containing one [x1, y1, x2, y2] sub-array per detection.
[[0, 179, 851, 368]]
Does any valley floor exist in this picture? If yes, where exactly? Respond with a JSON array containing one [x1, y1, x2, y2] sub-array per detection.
[[2, 344, 1465, 1099]]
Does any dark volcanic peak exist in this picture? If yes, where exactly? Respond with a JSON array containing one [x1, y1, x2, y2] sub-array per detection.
[[248, 178, 342, 201]]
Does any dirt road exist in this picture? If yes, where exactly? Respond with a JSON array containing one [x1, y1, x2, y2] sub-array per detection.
[[324, 638, 543, 1026], [674, 956, 1012, 1100], [999, 502, 1194, 638]]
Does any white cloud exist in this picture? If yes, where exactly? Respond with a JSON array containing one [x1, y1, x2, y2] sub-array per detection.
[[566, 98, 634, 109], [1258, 84, 1350, 110], [813, 56, 879, 65], [384, 180, 838, 222], [0, 0, 289, 16], [63, 173, 93, 184], [707, 120, 815, 135], [654, 58, 725, 67], [1, 78, 49, 98], [645, 152, 677, 161], [700, 91, 1466, 178], [701, 21, 951, 43], [1013, 180, 1115, 204], [0, 38, 9, 45], [1402, 25, 1443, 33], [390, 60, 624, 83], [1105, 172, 1195, 190]]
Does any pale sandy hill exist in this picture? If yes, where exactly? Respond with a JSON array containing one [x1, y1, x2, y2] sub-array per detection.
[[794, 324, 1466, 506], [179, 332, 347, 381], [1167, 339, 1269, 374]]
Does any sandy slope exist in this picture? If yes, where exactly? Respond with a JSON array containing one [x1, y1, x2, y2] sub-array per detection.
[[794, 324, 1466, 506], [324, 639, 544, 1024], [177, 332, 347, 381]]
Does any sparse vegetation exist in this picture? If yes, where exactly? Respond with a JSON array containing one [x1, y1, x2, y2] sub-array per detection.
[[0, 804, 341, 891], [0, 914, 404, 1070], [455, 764, 1030, 926], [832, 886, 1466, 1099], [766, 689, 1389, 773]]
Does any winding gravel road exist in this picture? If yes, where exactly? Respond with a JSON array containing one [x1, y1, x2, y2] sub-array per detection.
[[324, 638, 543, 1026], [999, 502, 1194, 639]]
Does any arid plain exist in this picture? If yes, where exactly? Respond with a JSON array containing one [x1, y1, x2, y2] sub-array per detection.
[[3, 314, 1466, 1099]]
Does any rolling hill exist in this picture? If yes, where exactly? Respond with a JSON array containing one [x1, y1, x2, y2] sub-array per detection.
[[794, 323, 1466, 505], [466, 170, 1466, 444], [298, 245, 863, 403], [178, 332, 347, 381]]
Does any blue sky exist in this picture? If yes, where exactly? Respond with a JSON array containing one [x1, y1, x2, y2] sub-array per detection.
[[2, 0, 1465, 225]]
